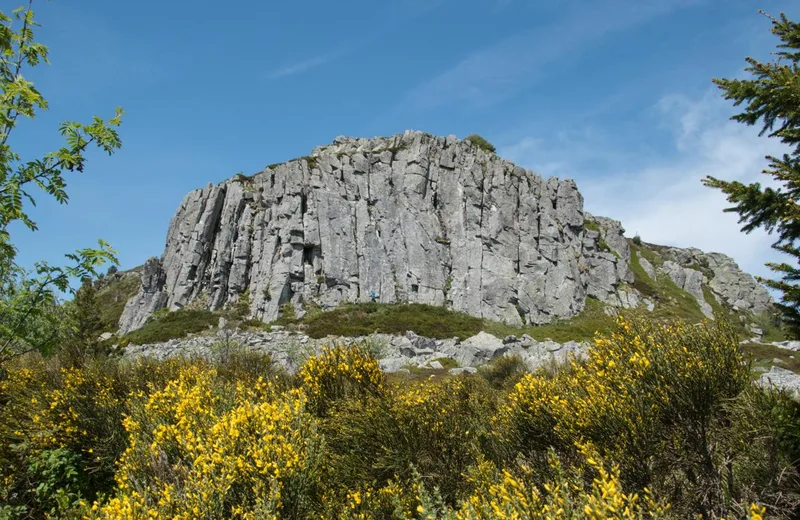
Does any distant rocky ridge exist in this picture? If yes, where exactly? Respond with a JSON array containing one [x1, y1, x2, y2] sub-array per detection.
[[119, 131, 772, 334]]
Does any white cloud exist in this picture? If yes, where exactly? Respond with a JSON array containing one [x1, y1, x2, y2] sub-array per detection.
[[500, 90, 789, 281]]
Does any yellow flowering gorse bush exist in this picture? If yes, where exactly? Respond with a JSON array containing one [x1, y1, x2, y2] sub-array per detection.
[[454, 450, 671, 520], [497, 317, 751, 481], [93, 365, 321, 519], [299, 343, 385, 416]]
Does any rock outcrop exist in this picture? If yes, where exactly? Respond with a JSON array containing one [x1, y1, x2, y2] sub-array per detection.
[[663, 248, 771, 315], [118, 131, 773, 334], [121, 328, 587, 375]]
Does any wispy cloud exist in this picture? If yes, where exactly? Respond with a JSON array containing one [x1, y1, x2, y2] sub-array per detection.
[[500, 89, 787, 281], [401, 0, 700, 111], [269, 50, 344, 79], [268, 0, 450, 80]]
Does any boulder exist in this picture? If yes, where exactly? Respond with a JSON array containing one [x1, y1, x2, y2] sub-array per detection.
[[379, 357, 409, 372], [759, 366, 800, 395], [451, 332, 508, 367], [449, 367, 478, 376]]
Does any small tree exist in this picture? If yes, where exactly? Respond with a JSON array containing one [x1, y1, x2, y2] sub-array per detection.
[[0, 2, 123, 364], [63, 277, 104, 363], [703, 12, 800, 337]]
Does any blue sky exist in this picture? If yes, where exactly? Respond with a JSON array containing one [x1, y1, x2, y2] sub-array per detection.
[[9, 0, 800, 282]]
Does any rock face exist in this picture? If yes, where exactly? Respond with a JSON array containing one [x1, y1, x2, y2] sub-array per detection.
[[119, 258, 168, 334], [661, 248, 772, 315], [118, 131, 773, 334], [660, 261, 714, 318]]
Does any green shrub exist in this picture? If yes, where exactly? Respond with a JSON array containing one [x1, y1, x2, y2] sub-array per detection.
[[240, 317, 268, 330], [704, 386, 800, 518], [324, 376, 497, 505], [632, 234, 642, 245], [124, 308, 218, 344], [233, 290, 251, 319], [303, 155, 318, 169], [465, 134, 496, 153], [274, 302, 298, 326], [494, 316, 794, 518], [96, 364, 322, 519], [233, 171, 255, 184], [0, 357, 129, 517], [478, 354, 527, 389]]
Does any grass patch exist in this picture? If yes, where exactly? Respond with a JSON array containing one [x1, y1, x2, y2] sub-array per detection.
[[751, 311, 789, 343], [478, 355, 528, 389], [486, 298, 616, 342], [303, 303, 484, 340], [233, 172, 256, 183], [124, 309, 218, 345], [740, 342, 800, 374], [386, 367, 452, 383], [302, 156, 318, 169], [627, 248, 659, 300], [95, 273, 141, 332], [628, 244, 706, 324], [372, 144, 408, 155], [239, 318, 270, 331], [584, 220, 600, 232], [631, 241, 664, 267], [300, 299, 617, 343]]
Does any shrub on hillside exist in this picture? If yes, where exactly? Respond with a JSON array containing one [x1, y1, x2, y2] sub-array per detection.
[[298, 344, 385, 417], [496, 316, 793, 518], [465, 134, 496, 153], [478, 354, 527, 389], [95, 274, 140, 332], [94, 365, 322, 519], [454, 450, 673, 520], [324, 376, 497, 505], [0, 358, 128, 517], [0, 350, 282, 519]]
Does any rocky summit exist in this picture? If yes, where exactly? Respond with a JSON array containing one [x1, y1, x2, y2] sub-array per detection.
[[118, 131, 772, 334]]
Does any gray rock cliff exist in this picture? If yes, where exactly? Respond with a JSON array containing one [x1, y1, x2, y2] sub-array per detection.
[[118, 131, 773, 334]]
